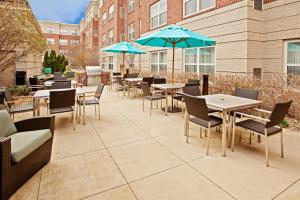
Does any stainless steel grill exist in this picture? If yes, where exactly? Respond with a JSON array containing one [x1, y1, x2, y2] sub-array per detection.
[[85, 66, 102, 86]]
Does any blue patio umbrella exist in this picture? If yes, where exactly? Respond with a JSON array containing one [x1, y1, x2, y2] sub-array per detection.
[[135, 25, 216, 83], [101, 41, 145, 66]]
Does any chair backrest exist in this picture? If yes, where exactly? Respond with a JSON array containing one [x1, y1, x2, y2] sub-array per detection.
[[4, 90, 14, 108], [186, 79, 200, 86], [234, 88, 259, 100], [141, 82, 151, 96], [266, 101, 293, 128], [54, 76, 67, 81], [66, 72, 75, 79], [95, 83, 105, 100], [51, 80, 71, 89], [183, 94, 210, 121], [113, 72, 121, 76], [142, 77, 154, 86], [49, 89, 76, 109], [125, 74, 138, 78], [183, 85, 201, 96], [53, 72, 63, 77], [116, 77, 123, 85], [153, 78, 166, 84]]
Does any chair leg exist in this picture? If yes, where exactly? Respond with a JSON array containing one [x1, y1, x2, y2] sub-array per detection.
[[200, 128, 203, 138], [73, 109, 76, 131], [265, 129, 269, 167], [98, 103, 101, 120], [232, 123, 237, 152], [206, 127, 211, 155], [142, 99, 145, 112], [204, 129, 207, 137], [95, 105, 97, 115], [249, 132, 252, 145], [150, 100, 152, 116], [186, 120, 189, 143], [280, 130, 284, 158]]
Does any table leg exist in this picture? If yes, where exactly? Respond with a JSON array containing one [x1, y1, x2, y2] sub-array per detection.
[[33, 98, 36, 117], [37, 99, 40, 116], [165, 90, 168, 116], [83, 93, 86, 125], [222, 111, 228, 157]]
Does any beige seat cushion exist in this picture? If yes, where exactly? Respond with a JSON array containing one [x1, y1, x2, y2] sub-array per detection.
[[8, 129, 52, 163], [0, 110, 17, 137]]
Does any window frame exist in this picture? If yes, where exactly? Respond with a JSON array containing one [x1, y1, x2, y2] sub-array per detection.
[[128, 0, 135, 13], [284, 40, 300, 76], [108, 29, 114, 45], [150, 50, 168, 73], [183, 0, 216, 18], [183, 46, 216, 74], [102, 12, 107, 24], [59, 39, 68, 46], [47, 38, 55, 45], [101, 34, 106, 47], [128, 23, 136, 41], [108, 4, 115, 20], [150, 0, 167, 29]]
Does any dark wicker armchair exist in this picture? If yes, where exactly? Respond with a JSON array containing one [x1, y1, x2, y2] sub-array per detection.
[[0, 111, 55, 200]]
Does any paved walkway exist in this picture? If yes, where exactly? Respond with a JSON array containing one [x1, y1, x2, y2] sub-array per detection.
[[11, 88, 300, 200]]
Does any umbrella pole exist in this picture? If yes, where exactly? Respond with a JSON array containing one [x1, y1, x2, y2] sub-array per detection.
[[172, 45, 175, 84]]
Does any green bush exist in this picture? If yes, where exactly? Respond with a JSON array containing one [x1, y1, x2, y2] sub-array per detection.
[[43, 50, 69, 73], [8, 86, 30, 96]]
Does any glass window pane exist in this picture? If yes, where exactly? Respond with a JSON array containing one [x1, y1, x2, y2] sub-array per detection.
[[185, 65, 197, 73], [199, 65, 214, 74], [159, 12, 167, 25], [287, 42, 300, 65], [159, 0, 167, 12], [185, 0, 197, 16], [151, 53, 158, 63], [199, 47, 214, 64], [151, 64, 158, 73], [159, 64, 167, 72], [199, 0, 214, 10], [287, 66, 300, 75], [160, 51, 167, 63], [185, 48, 197, 64], [151, 16, 159, 28], [150, 3, 158, 17]]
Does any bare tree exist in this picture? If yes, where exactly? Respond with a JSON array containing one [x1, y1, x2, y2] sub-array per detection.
[[0, 1, 46, 73], [69, 47, 100, 67]]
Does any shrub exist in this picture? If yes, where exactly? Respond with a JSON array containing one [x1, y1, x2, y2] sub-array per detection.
[[8, 86, 30, 96]]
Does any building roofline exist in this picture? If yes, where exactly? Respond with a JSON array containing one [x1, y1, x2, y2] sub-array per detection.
[[38, 19, 80, 26]]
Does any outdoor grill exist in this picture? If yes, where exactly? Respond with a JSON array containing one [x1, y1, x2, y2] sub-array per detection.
[[85, 66, 102, 85]]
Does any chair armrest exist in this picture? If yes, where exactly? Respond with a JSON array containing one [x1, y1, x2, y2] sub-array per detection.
[[14, 116, 55, 135], [254, 108, 272, 115], [0, 136, 11, 181], [234, 112, 270, 123]]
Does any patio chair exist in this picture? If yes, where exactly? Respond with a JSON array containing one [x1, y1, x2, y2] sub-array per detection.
[[141, 82, 165, 116], [49, 89, 76, 130], [77, 74, 87, 88], [4, 90, 34, 120], [0, 110, 55, 200], [111, 72, 121, 90], [53, 72, 63, 77], [53, 76, 67, 81], [51, 80, 71, 89], [77, 83, 104, 120], [184, 94, 223, 155], [25, 78, 45, 95], [153, 77, 166, 84], [185, 79, 201, 86], [124, 73, 139, 78], [231, 100, 292, 167], [116, 77, 129, 96]]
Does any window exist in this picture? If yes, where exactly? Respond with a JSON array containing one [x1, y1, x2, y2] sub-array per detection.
[[150, 51, 167, 73], [59, 39, 68, 46], [47, 27, 54, 34], [184, 0, 215, 17], [109, 4, 114, 20], [150, 0, 167, 29], [102, 12, 107, 24], [184, 47, 215, 74], [72, 30, 79, 36], [101, 57, 106, 69], [108, 29, 114, 44], [286, 41, 300, 76], [108, 56, 114, 70], [47, 38, 55, 45], [128, 0, 135, 13], [70, 40, 79, 46], [59, 29, 68, 35], [101, 34, 106, 47], [128, 23, 135, 40]]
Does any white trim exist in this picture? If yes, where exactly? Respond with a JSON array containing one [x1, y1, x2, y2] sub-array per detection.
[[150, 50, 168, 73], [150, 0, 167, 30], [182, 0, 216, 18], [284, 39, 300, 75]]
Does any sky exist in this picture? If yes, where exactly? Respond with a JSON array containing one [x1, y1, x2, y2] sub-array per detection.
[[29, 0, 90, 24]]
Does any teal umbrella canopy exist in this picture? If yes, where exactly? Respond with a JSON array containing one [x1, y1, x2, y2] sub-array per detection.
[[101, 41, 145, 54], [135, 25, 216, 48], [135, 25, 216, 83]]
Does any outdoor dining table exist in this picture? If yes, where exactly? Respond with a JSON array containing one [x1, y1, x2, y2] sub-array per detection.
[[124, 78, 143, 99], [152, 83, 185, 116], [44, 80, 78, 88], [32, 87, 96, 125], [197, 94, 261, 157]]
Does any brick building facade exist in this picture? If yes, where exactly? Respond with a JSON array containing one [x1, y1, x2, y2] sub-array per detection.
[[98, 0, 300, 78]]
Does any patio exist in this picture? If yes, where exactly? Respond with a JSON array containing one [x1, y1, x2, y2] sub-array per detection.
[[9, 87, 300, 200]]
